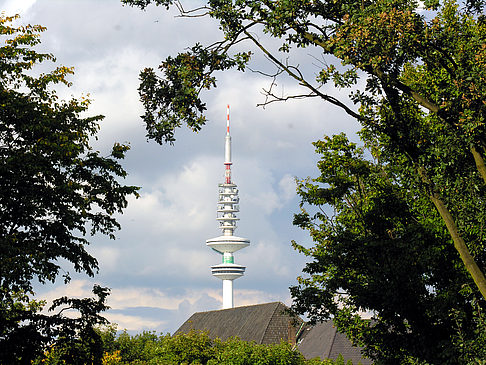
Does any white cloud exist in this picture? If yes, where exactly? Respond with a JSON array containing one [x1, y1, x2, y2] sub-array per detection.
[[106, 313, 167, 332], [121, 155, 219, 236], [37, 279, 285, 333], [109, 287, 185, 310], [90, 247, 121, 273], [239, 162, 284, 215], [235, 289, 292, 308], [40, 279, 93, 303], [279, 174, 297, 202], [241, 238, 292, 279], [1, 0, 37, 15]]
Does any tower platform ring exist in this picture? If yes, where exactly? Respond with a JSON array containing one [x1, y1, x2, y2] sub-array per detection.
[[206, 235, 250, 253], [211, 263, 246, 280]]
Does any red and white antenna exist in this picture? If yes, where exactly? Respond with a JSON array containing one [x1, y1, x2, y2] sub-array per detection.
[[227, 104, 230, 134], [224, 104, 232, 184]]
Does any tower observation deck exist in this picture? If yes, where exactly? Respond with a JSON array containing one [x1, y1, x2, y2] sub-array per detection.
[[206, 105, 250, 309]]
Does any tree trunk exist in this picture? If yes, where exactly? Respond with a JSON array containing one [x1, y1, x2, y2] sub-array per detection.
[[429, 193, 486, 299], [471, 146, 486, 185], [418, 166, 486, 299]]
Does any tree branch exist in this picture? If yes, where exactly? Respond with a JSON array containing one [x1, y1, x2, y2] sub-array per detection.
[[243, 29, 362, 121], [174, 1, 210, 18], [301, 31, 442, 114], [418, 166, 486, 300], [471, 145, 486, 185], [256, 92, 319, 108]]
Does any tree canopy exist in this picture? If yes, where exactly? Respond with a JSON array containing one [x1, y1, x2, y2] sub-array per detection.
[[0, 14, 138, 363]]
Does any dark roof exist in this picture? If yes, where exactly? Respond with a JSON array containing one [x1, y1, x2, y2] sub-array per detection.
[[175, 302, 303, 345], [175, 302, 372, 364], [297, 322, 373, 365]]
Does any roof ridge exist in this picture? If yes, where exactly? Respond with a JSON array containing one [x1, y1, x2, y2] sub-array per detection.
[[192, 301, 283, 315]]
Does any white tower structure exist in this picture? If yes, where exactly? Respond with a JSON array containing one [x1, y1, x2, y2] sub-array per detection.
[[206, 105, 250, 309]]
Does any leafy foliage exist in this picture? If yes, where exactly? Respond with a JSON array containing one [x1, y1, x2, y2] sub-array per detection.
[[451, 285, 486, 364], [290, 134, 481, 363], [38, 328, 355, 365], [0, 14, 138, 363], [138, 44, 250, 144]]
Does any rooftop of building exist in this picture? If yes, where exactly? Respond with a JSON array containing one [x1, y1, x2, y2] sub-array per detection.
[[175, 301, 373, 364]]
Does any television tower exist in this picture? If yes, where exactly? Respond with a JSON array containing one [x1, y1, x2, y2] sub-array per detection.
[[206, 105, 250, 309]]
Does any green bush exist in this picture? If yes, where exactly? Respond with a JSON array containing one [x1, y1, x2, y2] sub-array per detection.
[[36, 326, 362, 365]]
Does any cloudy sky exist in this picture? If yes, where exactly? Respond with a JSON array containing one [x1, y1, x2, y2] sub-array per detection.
[[1, 0, 360, 334]]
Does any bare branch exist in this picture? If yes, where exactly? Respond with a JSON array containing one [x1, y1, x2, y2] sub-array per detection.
[[210, 21, 258, 53], [288, 64, 304, 80], [308, 52, 328, 69], [174, 1, 210, 18], [256, 92, 318, 108], [260, 67, 280, 108], [247, 65, 284, 78], [243, 29, 362, 120], [208, 33, 252, 54]]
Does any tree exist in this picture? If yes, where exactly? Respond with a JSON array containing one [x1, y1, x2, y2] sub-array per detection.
[[0, 14, 138, 363], [121, 0, 486, 362], [290, 133, 482, 363]]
